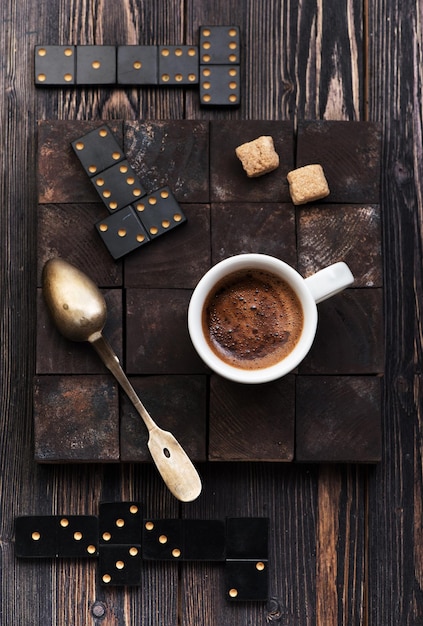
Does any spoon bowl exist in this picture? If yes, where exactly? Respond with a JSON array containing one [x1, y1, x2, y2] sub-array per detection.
[[42, 258, 202, 502], [43, 258, 107, 342]]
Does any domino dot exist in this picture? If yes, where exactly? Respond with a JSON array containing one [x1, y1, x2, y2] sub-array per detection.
[[95, 178, 105, 187], [229, 589, 238, 598], [145, 521, 154, 531], [161, 48, 170, 57], [130, 505, 139, 514], [92, 60, 101, 69], [173, 213, 182, 222], [116, 560, 125, 570], [175, 48, 183, 57], [99, 129, 108, 137], [60, 518, 69, 527], [116, 518, 125, 528], [99, 223, 108, 232], [87, 545, 96, 554], [102, 574, 112, 584], [129, 547, 139, 556], [136, 233, 146, 242], [149, 197, 157, 205], [37, 48, 47, 57], [118, 229, 126, 237], [75, 141, 84, 150], [150, 227, 159, 235], [74, 531, 83, 541], [133, 61, 142, 70], [32, 531, 41, 541], [162, 219, 170, 228], [229, 28, 238, 36], [159, 534, 168, 544], [102, 532, 112, 541], [112, 152, 121, 160], [160, 189, 169, 198], [109, 201, 118, 210], [172, 548, 181, 558], [88, 165, 97, 173], [256, 561, 265, 571]]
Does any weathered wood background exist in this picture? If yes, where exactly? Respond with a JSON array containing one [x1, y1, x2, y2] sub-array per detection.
[[0, 0, 421, 624]]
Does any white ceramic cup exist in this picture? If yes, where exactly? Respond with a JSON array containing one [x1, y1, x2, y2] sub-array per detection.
[[188, 254, 354, 384]]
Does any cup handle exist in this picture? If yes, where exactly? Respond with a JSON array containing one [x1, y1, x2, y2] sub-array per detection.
[[304, 262, 354, 304]]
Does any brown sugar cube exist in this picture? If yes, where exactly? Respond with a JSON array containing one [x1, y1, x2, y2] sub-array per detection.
[[235, 135, 280, 177], [287, 164, 330, 205]]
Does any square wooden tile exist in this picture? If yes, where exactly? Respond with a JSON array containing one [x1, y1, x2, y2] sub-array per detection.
[[37, 203, 122, 288], [34, 375, 120, 462], [296, 121, 382, 203], [36, 288, 123, 375], [124, 205, 211, 289], [295, 376, 382, 462], [299, 289, 384, 375], [210, 121, 294, 202], [37, 120, 124, 204], [125, 288, 207, 375], [209, 375, 295, 461], [211, 203, 296, 266], [297, 204, 382, 287], [120, 375, 207, 462], [124, 120, 210, 202]]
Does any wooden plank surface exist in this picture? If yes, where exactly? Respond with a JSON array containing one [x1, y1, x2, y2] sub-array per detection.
[[366, 0, 423, 623], [0, 0, 415, 625]]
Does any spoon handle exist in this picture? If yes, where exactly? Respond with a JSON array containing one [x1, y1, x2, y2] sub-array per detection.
[[89, 332, 202, 502], [90, 331, 157, 431]]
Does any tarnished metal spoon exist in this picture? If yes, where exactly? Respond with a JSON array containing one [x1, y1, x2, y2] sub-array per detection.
[[42, 257, 202, 503]]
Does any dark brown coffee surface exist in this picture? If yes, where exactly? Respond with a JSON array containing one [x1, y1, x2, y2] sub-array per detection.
[[202, 269, 304, 369]]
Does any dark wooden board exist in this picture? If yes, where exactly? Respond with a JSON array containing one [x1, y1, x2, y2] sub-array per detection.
[[35, 119, 383, 465]]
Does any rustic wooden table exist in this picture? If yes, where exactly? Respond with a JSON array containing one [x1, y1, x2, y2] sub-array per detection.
[[1, 1, 421, 624]]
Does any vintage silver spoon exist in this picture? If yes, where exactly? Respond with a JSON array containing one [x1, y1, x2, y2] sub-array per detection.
[[42, 257, 202, 502]]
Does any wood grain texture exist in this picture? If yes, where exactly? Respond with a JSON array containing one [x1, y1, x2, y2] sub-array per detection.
[[0, 0, 389, 624], [366, 0, 423, 623]]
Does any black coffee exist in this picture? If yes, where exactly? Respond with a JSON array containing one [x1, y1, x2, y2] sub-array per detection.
[[202, 269, 304, 370]]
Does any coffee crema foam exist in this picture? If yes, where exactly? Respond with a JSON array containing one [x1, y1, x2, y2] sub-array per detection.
[[202, 269, 304, 370]]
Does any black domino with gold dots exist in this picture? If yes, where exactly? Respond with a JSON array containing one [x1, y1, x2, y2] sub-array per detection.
[[15, 502, 269, 601], [71, 124, 187, 260], [34, 26, 241, 107]]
